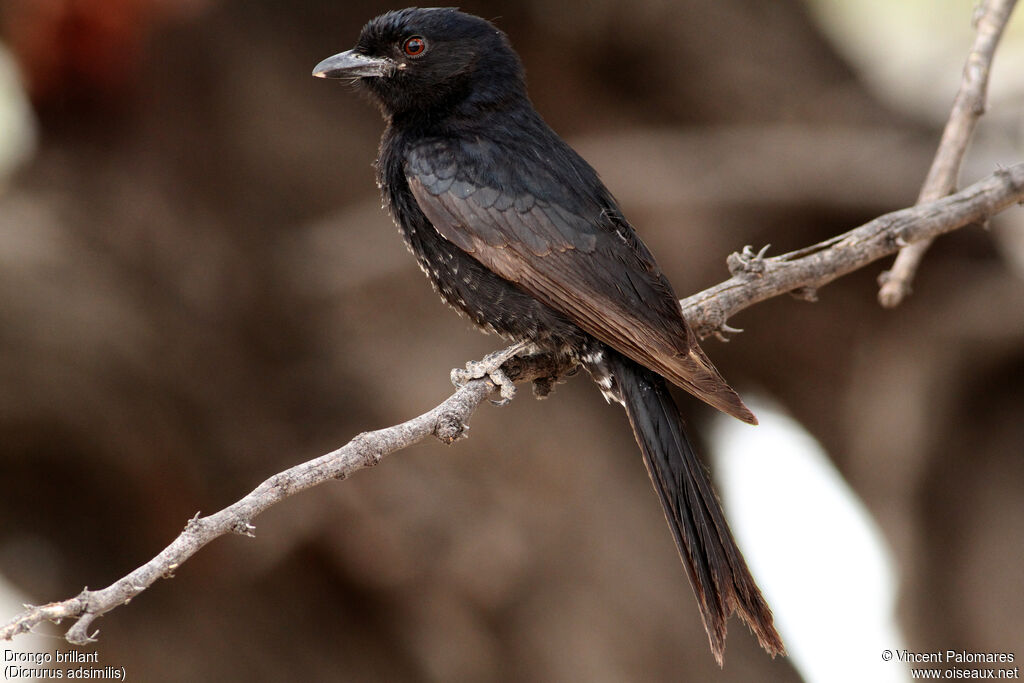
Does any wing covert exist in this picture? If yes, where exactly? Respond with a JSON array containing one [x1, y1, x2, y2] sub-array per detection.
[[404, 139, 754, 423]]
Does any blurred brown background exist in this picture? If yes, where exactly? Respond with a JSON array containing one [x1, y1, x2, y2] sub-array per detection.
[[1, 1, 1022, 681]]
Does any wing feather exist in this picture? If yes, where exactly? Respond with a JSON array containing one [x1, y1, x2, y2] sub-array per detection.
[[405, 141, 755, 423]]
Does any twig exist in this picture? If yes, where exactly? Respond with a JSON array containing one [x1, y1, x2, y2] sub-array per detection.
[[0, 353, 574, 645], [686, 164, 1024, 337], [878, 0, 1018, 308], [2, 164, 1024, 645]]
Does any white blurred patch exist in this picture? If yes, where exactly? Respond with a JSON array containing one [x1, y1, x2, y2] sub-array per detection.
[[710, 395, 908, 683], [804, 0, 1024, 127], [0, 572, 50, 682], [0, 43, 36, 185]]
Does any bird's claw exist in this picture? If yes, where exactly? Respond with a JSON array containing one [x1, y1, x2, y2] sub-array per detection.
[[713, 323, 744, 343], [728, 244, 771, 277], [451, 342, 530, 406], [488, 366, 517, 406]]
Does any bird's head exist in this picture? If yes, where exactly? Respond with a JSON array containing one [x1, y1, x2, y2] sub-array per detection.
[[313, 7, 525, 119]]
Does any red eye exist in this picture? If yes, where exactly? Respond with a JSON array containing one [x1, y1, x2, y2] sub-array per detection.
[[403, 36, 426, 56]]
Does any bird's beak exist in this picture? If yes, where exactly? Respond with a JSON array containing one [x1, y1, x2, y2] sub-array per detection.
[[312, 50, 391, 79]]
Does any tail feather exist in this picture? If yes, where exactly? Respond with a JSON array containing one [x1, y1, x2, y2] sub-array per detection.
[[601, 350, 784, 665]]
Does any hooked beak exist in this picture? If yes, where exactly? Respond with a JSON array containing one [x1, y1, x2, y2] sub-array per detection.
[[312, 50, 391, 79]]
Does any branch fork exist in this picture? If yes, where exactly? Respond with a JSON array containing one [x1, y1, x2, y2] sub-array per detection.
[[3, 0, 1023, 648], [7, 161, 1023, 646], [877, 0, 1018, 307]]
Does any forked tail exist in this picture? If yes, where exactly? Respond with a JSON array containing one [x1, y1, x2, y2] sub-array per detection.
[[602, 350, 785, 665]]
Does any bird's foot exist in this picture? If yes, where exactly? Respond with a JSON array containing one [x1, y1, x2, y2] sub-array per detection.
[[712, 322, 745, 343], [727, 244, 771, 277], [451, 341, 531, 406]]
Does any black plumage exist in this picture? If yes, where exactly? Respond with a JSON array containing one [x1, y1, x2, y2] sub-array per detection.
[[314, 7, 783, 663]]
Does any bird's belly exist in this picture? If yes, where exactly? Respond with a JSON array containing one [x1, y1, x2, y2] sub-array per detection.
[[400, 220, 588, 350]]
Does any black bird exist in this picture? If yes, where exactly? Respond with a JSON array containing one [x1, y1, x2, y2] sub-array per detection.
[[314, 7, 783, 663]]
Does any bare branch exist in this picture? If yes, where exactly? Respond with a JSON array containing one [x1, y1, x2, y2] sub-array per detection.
[[3, 163, 1022, 646], [878, 0, 1018, 307], [0, 353, 574, 645], [686, 164, 1024, 338]]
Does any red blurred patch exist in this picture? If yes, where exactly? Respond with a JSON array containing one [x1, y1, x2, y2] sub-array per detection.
[[2, 0, 210, 107]]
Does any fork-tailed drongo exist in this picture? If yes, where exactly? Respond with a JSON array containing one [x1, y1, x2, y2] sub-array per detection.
[[313, 7, 783, 663]]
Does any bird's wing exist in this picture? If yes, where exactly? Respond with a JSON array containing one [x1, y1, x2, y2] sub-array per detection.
[[405, 139, 755, 424]]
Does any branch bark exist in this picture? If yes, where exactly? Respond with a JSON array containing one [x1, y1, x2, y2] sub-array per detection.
[[686, 163, 1024, 338], [3, 163, 1023, 646], [878, 0, 1018, 307]]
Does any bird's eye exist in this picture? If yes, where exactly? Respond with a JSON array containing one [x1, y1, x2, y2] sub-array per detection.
[[403, 36, 426, 57]]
